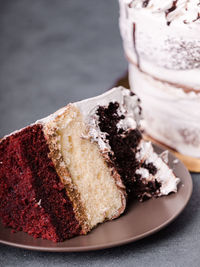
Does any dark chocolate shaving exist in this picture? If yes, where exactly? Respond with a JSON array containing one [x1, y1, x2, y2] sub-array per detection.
[[130, 91, 135, 96], [165, 0, 178, 16], [193, 12, 200, 23], [143, 0, 150, 8], [165, 0, 178, 26]]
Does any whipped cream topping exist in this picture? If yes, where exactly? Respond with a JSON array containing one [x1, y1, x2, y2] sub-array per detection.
[[136, 140, 180, 195], [129, 63, 200, 157], [119, 0, 200, 89]]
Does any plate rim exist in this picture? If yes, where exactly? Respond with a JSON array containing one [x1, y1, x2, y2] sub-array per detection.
[[0, 145, 193, 252]]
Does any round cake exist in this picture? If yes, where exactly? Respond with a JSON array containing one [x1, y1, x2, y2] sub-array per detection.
[[119, 0, 200, 165]]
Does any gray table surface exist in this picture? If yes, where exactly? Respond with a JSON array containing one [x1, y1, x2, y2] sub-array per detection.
[[0, 1, 199, 266]]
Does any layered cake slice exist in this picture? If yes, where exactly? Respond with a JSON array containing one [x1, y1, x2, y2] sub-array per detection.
[[0, 87, 179, 242]]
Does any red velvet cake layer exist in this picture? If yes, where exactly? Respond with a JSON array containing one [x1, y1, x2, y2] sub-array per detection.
[[0, 124, 82, 242]]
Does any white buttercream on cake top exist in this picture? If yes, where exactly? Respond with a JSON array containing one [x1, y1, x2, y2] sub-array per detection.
[[128, 0, 200, 25], [119, 0, 200, 89]]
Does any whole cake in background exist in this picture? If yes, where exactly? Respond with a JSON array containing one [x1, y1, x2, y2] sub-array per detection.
[[119, 0, 200, 158], [0, 87, 179, 242]]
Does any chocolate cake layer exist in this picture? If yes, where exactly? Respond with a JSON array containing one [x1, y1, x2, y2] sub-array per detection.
[[96, 102, 161, 201], [0, 124, 82, 242]]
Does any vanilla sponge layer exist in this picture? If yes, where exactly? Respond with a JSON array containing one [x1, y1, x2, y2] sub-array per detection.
[[44, 105, 125, 230]]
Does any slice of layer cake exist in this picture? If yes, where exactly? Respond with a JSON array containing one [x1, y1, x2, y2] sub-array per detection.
[[0, 87, 179, 242]]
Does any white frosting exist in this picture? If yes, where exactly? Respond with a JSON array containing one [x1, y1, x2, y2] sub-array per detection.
[[136, 140, 180, 195], [129, 63, 200, 157], [36, 106, 69, 125], [38, 87, 136, 125], [75, 87, 139, 120], [119, 0, 200, 89]]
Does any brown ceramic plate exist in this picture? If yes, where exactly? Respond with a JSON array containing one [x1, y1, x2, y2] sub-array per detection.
[[0, 145, 192, 252]]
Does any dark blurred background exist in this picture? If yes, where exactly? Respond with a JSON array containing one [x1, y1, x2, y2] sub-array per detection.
[[0, 0, 126, 136]]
